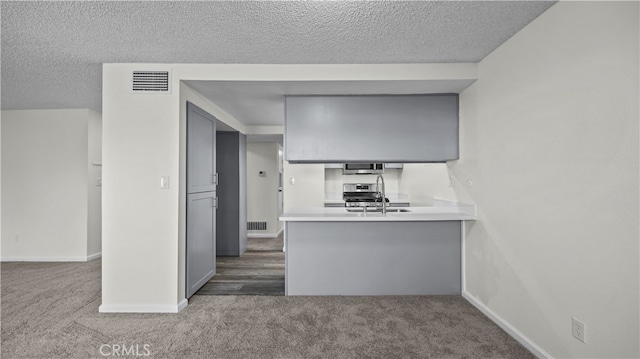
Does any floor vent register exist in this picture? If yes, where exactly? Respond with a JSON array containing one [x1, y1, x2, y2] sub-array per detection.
[[247, 221, 267, 231]]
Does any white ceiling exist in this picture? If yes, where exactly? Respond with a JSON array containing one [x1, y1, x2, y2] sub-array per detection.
[[1, 1, 556, 127]]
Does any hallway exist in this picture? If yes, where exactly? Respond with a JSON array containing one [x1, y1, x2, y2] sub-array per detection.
[[195, 234, 284, 296]]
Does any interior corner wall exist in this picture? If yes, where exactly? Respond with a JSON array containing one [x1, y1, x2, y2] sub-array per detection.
[[87, 109, 102, 258], [247, 142, 280, 237], [1, 109, 91, 261], [453, 2, 639, 358], [0, 112, 2, 259]]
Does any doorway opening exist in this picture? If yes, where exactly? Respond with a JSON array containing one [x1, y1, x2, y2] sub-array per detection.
[[195, 136, 285, 296]]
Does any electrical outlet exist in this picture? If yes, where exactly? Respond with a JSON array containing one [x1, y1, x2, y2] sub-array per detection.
[[572, 317, 585, 343]]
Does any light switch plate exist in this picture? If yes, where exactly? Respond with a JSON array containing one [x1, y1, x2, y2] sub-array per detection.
[[160, 176, 170, 189]]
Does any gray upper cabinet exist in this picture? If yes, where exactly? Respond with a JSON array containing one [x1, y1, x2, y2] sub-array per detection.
[[285, 94, 459, 163]]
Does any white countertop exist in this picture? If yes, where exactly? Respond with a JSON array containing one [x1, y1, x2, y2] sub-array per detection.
[[281, 199, 476, 222]]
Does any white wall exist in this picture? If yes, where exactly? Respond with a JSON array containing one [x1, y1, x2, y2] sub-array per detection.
[[450, 2, 639, 357], [102, 66, 181, 312], [87, 109, 102, 258], [0, 111, 2, 259], [1, 109, 100, 261], [398, 164, 460, 206], [247, 142, 281, 237], [283, 163, 325, 212]]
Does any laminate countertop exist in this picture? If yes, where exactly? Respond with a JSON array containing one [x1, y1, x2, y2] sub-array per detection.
[[280, 199, 476, 222]]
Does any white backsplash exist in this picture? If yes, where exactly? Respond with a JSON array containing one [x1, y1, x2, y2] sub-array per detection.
[[398, 163, 457, 206], [324, 163, 457, 206], [324, 169, 401, 196]]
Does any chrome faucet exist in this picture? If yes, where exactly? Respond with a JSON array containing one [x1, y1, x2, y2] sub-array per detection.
[[375, 174, 386, 215]]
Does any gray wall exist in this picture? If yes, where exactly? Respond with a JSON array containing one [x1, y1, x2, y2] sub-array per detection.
[[216, 132, 247, 256]]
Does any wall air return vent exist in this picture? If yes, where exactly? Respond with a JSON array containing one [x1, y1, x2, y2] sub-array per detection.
[[132, 71, 170, 93], [247, 221, 267, 231]]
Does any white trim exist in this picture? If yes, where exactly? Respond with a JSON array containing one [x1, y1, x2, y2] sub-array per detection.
[[247, 226, 283, 239], [1, 255, 96, 262], [462, 291, 552, 359], [177, 298, 188, 312], [99, 299, 188, 314], [247, 233, 279, 239], [87, 252, 102, 261], [461, 222, 466, 291], [284, 222, 288, 295]]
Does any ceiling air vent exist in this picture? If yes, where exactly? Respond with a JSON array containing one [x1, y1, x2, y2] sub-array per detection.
[[132, 71, 170, 93]]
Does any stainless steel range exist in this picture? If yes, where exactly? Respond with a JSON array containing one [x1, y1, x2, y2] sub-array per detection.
[[342, 183, 388, 209]]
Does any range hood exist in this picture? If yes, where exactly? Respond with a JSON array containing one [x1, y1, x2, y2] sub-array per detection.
[[342, 163, 384, 175]]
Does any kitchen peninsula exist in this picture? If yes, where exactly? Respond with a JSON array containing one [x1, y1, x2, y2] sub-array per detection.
[[280, 199, 476, 296]]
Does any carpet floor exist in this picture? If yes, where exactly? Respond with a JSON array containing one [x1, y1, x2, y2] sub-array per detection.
[[1, 255, 534, 358]]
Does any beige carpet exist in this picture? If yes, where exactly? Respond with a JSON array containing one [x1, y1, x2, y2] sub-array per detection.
[[1, 259, 534, 359]]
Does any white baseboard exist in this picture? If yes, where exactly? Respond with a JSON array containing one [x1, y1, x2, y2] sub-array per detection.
[[99, 298, 188, 314], [87, 252, 102, 261], [248, 227, 283, 239], [462, 291, 552, 359], [177, 298, 188, 312], [248, 233, 279, 238], [1, 255, 99, 262]]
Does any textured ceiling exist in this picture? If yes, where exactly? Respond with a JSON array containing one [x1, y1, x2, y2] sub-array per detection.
[[1, 1, 555, 117]]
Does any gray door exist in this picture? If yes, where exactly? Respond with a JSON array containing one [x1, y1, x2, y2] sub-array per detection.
[[186, 102, 216, 298], [186, 192, 216, 297], [187, 103, 216, 194]]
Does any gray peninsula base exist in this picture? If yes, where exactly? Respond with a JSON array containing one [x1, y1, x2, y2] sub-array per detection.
[[285, 221, 461, 296]]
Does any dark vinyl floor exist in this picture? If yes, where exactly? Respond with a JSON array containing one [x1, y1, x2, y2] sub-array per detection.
[[195, 234, 285, 296]]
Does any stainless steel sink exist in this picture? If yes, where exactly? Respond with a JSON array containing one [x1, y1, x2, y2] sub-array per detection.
[[346, 208, 411, 213]]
